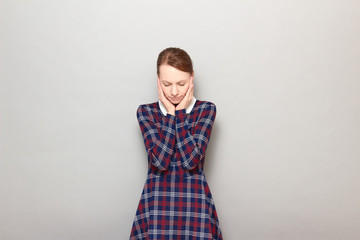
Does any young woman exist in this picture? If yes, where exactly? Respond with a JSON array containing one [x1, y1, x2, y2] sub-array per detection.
[[130, 47, 223, 239]]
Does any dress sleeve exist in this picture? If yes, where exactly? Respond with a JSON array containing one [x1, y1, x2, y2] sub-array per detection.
[[175, 103, 217, 170], [136, 105, 176, 171]]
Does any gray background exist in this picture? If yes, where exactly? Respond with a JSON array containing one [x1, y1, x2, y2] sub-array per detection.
[[1, 0, 360, 239]]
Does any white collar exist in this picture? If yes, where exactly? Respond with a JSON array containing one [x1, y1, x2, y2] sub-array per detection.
[[158, 96, 197, 116]]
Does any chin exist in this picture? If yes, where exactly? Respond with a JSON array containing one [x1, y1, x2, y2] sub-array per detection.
[[168, 96, 183, 104]]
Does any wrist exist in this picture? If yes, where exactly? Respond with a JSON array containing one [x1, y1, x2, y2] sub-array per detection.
[[167, 107, 175, 116]]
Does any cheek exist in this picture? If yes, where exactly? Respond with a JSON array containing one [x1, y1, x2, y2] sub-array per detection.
[[178, 87, 185, 95], [185, 85, 190, 92], [163, 88, 170, 96]]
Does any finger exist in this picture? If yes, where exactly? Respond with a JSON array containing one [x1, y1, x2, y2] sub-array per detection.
[[182, 85, 191, 107], [190, 79, 194, 99], [157, 79, 162, 99], [189, 80, 193, 97], [158, 80, 165, 98], [184, 85, 191, 101], [158, 82, 166, 103]]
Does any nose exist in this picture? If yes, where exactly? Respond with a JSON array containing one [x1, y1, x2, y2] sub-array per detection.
[[171, 85, 178, 96]]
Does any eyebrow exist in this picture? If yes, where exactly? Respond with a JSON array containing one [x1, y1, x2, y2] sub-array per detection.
[[162, 79, 187, 84]]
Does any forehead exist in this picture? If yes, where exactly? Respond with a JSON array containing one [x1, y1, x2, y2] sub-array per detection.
[[159, 65, 190, 82]]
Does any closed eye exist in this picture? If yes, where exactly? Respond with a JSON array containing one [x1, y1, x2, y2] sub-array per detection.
[[164, 84, 185, 86]]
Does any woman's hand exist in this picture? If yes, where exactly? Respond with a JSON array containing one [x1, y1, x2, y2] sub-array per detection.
[[175, 77, 194, 111], [158, 78, 176, 116]]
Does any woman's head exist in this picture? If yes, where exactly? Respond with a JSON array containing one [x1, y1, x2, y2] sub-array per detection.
[[157, 47, 194, 105]]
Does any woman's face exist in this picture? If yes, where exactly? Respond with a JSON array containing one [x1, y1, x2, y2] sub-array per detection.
[[157, 64, 193, 105]]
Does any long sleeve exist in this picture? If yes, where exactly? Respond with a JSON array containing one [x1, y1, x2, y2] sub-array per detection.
[[175, 103, 217, 170], [136, 105, 176, 171]]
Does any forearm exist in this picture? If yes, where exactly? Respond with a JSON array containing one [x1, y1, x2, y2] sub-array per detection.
[[175, 109, 203, 170]]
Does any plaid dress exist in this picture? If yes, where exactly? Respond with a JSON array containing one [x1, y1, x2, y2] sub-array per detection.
[[130, 97, 223, 240]]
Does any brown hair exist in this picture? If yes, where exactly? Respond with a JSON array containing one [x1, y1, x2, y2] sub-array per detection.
[[157, 47, 193, 76]]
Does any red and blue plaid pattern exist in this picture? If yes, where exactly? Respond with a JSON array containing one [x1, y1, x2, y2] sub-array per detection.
[[130, 99, 223, 239]]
